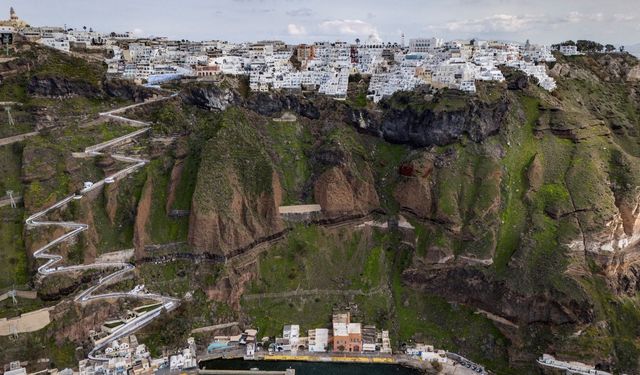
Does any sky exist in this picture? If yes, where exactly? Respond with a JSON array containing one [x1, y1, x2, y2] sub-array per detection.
[[3, 0, 639, 46]]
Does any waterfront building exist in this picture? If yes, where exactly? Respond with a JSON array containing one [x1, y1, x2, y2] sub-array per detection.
[[331, 312, 363, 352], [3, 362, 26, 375], [283, 324, 301, 351], [347, 323, 362, 352], [362, 325, 377, 352], [308, 328, 329, 352]]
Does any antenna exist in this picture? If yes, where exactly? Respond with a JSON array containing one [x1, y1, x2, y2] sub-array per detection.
[[5, 106, 14, 127], [9, 288, 17, 304], [6, 190, 16, 208]]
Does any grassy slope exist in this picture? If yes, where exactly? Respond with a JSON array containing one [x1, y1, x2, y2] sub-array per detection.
[[264, 120, 313, 205], [493, 95, 540, 273]]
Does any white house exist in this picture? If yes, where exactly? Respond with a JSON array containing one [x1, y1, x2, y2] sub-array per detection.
[[308, 328, 329, 352], [559, 45, 579, 56]]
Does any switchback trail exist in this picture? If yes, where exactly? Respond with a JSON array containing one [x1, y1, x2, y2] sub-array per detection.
[[25, 95, 179, 361]]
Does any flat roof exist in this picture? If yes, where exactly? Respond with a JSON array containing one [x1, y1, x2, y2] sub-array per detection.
[[348, 323, 361, 334]]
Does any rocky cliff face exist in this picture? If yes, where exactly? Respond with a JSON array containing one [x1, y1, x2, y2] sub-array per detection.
[[27, 76, 156, 101], [345, 89, 511, 147], [9, 45, 640, 373], [186, 109, 285, 257], [188, 170, 284, 257], [313, 165, 379, 218], [181, 84, 322, 119]]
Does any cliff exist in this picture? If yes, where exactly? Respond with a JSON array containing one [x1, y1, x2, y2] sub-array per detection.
[[6, 45, 640, 374]]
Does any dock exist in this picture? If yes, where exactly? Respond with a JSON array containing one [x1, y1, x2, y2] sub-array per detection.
[[199, 370, 295, 375]]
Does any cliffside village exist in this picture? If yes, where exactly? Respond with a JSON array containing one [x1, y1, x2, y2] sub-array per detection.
[[0, 7, 565, 103], [4, 310, 474, 375]]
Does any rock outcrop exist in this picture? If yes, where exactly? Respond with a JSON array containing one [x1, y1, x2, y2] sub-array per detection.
[[181, 84, 322, 119], [314, 165, 379, 218], [188, 170, 284, 257]]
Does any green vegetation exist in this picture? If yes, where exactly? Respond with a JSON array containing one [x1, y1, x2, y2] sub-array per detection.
[[0, 295, 51, 319], [387, 244, 515, 374], [138, 259, 222, 297], [371, 139, 410, 213], [577, 276, 640, 373], [493, 96, 540, 273], [170, 154, 200, 211], [249, 225, 388, 293], [22, 122, 137, 209], [0, 143, 23, 195], [138, 289, 233, 356], [264, 120, 313, 204], [0, 207, 28, 289], [25, 46, 105, 85], [144, 158, 190, 244], [192, 109, 275, 214]]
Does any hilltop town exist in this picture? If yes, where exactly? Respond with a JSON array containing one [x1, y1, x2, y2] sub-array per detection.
[[0, 7, 560, 101]]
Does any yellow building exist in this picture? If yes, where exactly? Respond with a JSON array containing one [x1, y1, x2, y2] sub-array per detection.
[[0, 7, 29, 29]]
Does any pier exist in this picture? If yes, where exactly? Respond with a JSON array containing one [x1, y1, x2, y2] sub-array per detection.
[[199, 370, 295, 375]]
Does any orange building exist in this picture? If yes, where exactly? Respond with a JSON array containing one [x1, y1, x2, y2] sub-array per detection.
[[332, 312, 362, 352]]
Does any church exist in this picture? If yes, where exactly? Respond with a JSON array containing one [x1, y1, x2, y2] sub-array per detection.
[[0, 7, 29, 30]]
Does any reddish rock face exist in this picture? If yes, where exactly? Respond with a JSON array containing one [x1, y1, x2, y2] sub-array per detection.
[[188, 171, 284, 257], [398, 164, 414, 177], [313, 165, 379, 218]]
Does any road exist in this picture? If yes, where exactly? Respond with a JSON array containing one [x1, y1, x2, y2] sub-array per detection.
[[26, 95, 180, 362], [0, 131, 39, 146], [241, 286, 386, 301]]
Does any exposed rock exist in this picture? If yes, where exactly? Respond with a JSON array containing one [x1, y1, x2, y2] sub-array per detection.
[[103, 78, 155, 102], [133, 174, 153, 259], [188, 171, 284, 257], [345, 92, 511, 147], [403, 266, 594, 326], [628, 65, 640, 81], [314, 165, 379, 218], [28, 76, 100, 98], [181, 84, 239, 111], [180, 84, 322, 119], [394, 157, 435, 218]]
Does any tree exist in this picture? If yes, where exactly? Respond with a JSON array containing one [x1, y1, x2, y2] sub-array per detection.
[[620, 45, 625, 53], [576, 40, 603, 53], [605, 44, 616, 52], [355, 38, 360, 45], [83, 26, 87, 31]]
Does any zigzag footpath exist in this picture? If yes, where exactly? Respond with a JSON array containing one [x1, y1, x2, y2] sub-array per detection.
[[25, 94, 179, 362]]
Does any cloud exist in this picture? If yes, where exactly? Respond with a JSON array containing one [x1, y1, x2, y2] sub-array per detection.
[[445, 14, 544, 33], [248, 8, 275, 13], [565, 11, 604, 23], [286, 7, 313, 17], [287, 23, 307, 36], [613, 13, 636, 22], [318, 19, 380, 41], [442, 11, 619, 35]]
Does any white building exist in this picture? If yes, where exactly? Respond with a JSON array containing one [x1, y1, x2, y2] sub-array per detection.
[[39, 34, 70, 52], [559, 45, 580, 56], [409, 37, 443, 53], [308, 328, 329, 352], [283, 324, 300, 351]]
